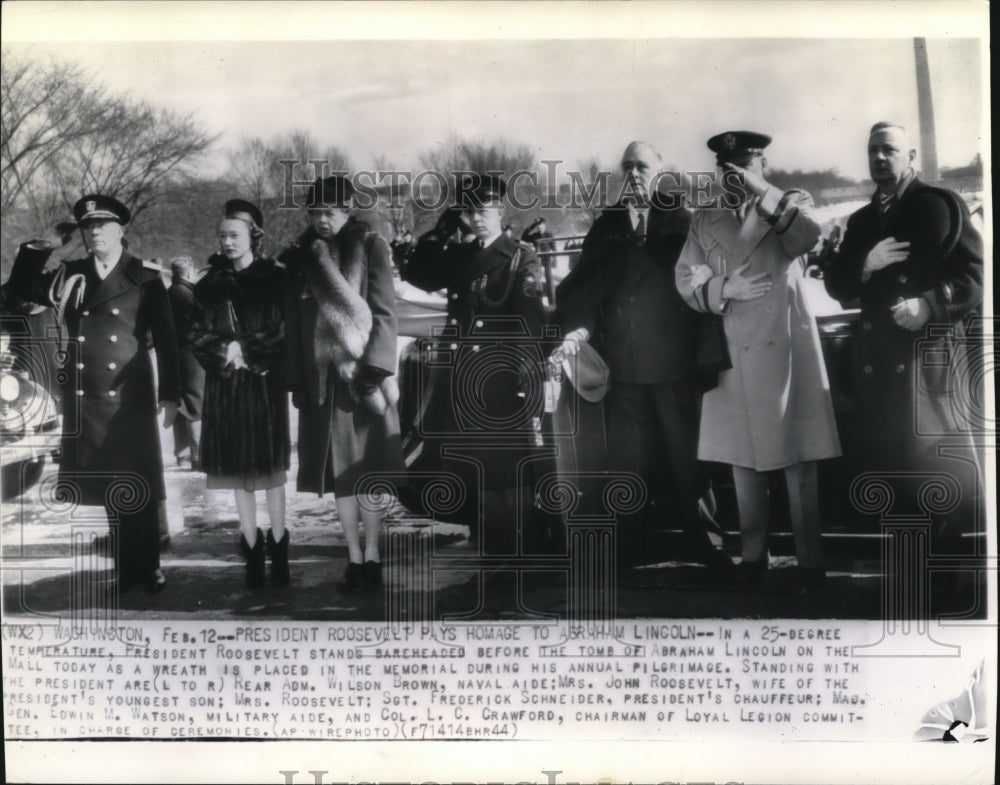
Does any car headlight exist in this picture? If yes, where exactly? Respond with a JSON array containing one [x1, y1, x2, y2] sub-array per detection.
[[0, 372, 20, 403]]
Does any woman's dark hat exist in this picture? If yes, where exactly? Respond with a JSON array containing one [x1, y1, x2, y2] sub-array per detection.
[[308, 175, 355, 208], [224, 199, 264, 228]]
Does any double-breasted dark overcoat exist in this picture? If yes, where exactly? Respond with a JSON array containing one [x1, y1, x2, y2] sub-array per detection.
[[8, 243, 180, 506], [403, 231, 550, 551], [824, 178, 983, 481]]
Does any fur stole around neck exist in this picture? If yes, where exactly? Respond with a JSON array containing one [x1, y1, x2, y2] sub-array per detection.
[[298, 222, 389, 413]]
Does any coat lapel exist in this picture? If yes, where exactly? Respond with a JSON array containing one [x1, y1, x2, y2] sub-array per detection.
[[459, 234, 515, 285], [81, 252, 140, 309], [706, 205, 771, 269], [885, 176, 924, 231]]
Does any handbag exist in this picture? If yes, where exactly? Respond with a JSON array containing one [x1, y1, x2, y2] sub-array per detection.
[[695, 312, 731, 391]]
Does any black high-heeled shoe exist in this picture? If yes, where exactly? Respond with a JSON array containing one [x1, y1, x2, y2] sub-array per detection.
[[145, 569, 167, 593], [338, 562, 363, 593], [797, 566, 827, 595], [362, 560, 382, 592]]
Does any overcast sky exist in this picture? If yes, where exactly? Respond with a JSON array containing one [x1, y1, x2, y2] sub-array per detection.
[[3, 3, 987, 182]]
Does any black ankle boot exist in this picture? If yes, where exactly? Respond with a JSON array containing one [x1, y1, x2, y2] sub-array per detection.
[[241, 528, 265, 589], [267, 529, 290, 587], [338, 562, 363, 593]]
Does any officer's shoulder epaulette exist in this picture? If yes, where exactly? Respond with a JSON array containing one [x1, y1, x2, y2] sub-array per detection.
[[142, 259, 164, 272]]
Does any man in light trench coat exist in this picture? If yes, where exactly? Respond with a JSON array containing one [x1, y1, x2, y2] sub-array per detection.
[[675, 131, 841, 591]]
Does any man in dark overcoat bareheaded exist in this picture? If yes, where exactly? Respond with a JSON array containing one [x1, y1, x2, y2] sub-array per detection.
[[824, 122, 984, 555], [555, 141, 732, 575]]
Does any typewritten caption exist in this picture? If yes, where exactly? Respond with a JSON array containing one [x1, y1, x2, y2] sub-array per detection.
[[3, 621, 868, 740]]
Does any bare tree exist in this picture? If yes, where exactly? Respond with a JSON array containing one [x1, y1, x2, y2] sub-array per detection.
[[227, 135, 272, 206], [413, 135, 539, 232], [1, 51, 215, 269], [371, 153, 414, 238], [1, 53, 117, 214], [457, 138, 535, 178], [224, 130, 352, 250], [50, 99, 215, 223]]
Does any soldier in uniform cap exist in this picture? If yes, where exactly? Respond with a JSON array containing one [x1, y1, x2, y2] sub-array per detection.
[[7, 193, 180, 592], [403, 174, 553, 556], [675, 131, 840, 591], [521, 216, 555, 254]]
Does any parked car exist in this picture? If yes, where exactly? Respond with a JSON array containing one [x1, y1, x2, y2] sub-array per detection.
[[391, 232, 869, 536], [0, 331, 61, 501]]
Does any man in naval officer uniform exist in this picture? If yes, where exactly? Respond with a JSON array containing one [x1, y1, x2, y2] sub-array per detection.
[[402, 175, 552, 555], [8, 194, 180, 592]]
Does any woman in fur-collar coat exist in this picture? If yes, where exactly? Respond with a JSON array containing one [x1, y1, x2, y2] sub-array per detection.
[[280, 176, 404, 594], [189, 200, 291, 589]]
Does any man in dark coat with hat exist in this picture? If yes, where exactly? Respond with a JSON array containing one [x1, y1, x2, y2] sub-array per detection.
[[556, 140, 731, 574], [403, 174, 552, 555], [7, 194, 180, 592], [824, 122, 984, 548], [168, 255, 204, 469]]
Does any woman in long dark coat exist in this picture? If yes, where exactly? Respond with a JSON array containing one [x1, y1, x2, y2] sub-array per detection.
[[281, 175, 404, 593], [189, 200, 291, 588]]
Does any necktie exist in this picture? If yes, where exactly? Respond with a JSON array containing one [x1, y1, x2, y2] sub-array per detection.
[[635, 212, 646, 238]]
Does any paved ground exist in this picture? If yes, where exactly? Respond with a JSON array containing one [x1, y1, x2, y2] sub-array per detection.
[[1, 408, 986, 623]]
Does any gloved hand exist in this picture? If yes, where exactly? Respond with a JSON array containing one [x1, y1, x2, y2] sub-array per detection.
[[159, 400, 178, 429], [435, 207, 471, 239], [354, 365, 391, 397]]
